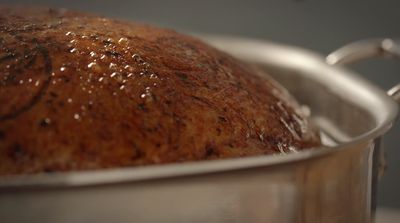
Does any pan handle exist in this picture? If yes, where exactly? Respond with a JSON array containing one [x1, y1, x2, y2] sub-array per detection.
[[326, 38, 400, 104]]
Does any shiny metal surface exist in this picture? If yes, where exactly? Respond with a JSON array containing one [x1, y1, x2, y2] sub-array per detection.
[[0, 36, 398, 223], [326, 38, 400, 104], [388, 84, 400, 103]]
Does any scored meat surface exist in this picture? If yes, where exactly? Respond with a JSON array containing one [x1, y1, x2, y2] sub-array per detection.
[[0, 7, 321, 175]]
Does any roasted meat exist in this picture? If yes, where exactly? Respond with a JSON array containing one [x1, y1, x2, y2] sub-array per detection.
[[0, 7, 321, 175]]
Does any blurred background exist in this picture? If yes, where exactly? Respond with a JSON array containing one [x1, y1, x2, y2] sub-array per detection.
[[2, 0, 399, 210]]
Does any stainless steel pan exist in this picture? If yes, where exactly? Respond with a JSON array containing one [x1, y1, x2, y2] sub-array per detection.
[[0, 36, 398, 223]]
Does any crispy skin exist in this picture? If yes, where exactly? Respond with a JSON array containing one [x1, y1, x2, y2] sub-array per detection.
[[0, 7, 321, 175]]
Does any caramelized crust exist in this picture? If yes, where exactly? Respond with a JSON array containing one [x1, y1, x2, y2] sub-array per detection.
[[0, 7, 321, 175]]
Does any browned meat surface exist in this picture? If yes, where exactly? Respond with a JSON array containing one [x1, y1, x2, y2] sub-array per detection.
[[0, 7, 321, 175]]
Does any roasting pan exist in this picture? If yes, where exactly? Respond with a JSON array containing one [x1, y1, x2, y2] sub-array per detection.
[[0, 36, 398, 223]]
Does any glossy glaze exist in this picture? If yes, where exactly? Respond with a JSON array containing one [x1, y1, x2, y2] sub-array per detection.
[[0, 7, 320, 174]]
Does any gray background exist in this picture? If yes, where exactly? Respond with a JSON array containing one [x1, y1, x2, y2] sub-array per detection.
[[1, 0, 399, 208]]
